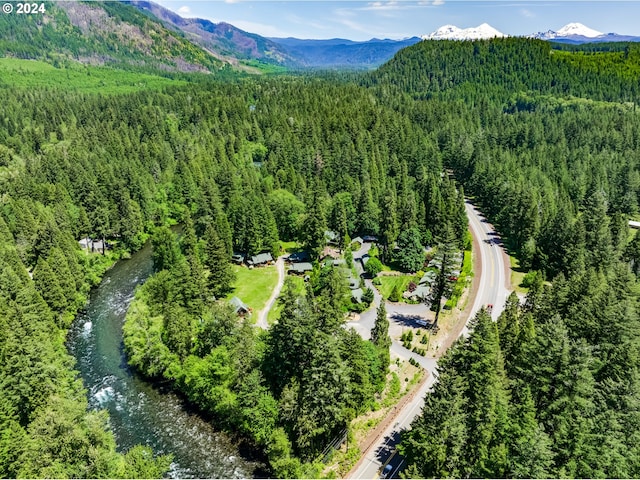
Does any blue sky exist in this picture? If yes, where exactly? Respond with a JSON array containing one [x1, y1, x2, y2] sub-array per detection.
[[153, 0, 640, 41]]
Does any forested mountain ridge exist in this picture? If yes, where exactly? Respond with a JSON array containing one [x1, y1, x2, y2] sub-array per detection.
[[126, 0, 300, 68], [0, 0, 227, 73], [370, 37, 640, 102]]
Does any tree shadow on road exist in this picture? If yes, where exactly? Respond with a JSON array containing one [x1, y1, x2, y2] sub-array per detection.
[[389, 312, 433, 329], [374, 429, 402, 464]]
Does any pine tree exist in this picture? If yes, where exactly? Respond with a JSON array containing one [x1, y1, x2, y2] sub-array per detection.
[[203, 224, 235, 299], [370, 303, 391, 386], [33, 257, 68, 316], [151, 226, 181, 272], [428, 224, 458, 330]]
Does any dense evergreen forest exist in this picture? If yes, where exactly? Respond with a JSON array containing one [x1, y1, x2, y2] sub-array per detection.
[[2, 33, 640, 478], [0, 72, 464, 476], [372, 39, 640, 478]]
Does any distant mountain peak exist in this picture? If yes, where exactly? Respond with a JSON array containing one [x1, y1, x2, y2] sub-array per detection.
[[556, 22, 603, 37], [531, 22, 606, 40], [423, 23, 507, 41]]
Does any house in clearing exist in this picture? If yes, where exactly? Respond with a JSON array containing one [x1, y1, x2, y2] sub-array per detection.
[[289, 262, 313, 275], [229, 296, 250, 316], [248, 252, 273, 266]]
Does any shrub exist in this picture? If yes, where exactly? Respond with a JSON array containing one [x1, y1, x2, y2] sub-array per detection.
[[364, 257, 383, 276], [388, 284, 401, 302]]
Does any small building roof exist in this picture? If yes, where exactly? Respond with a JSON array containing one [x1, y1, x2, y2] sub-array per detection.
[[232, 253, 246, 262], [419, 271, 437, 285], [320, 246, 340, 260], [630, 220, 640, 229], [249, 252, 273, 265], [229, 296, 250, 315], [362, 235, 378, 242], [324, 230, 338, 244], [411, 285, 430, 300], [289, 262, 313, 274]]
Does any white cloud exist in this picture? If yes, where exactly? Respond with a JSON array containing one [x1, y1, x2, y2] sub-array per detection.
[[177, 5, 191, 14], [520, 8, 535, 18], [432, 0, 444, 6]]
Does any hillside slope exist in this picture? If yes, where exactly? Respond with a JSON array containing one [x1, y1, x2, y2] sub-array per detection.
[[127, 0, 299, 67], [0, 1, 225, 73]]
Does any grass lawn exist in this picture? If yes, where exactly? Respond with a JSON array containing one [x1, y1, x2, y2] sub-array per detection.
[[377, 275, 417, 300], [227, 265, 279, 314], [509, 255, 529, 294], [267, 275, 306, 324], [280, 240, 302, 254]]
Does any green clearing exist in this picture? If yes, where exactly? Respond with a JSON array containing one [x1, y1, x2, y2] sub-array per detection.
[[227, 265, 279, 315], [0, 58, 185, 93], [280, 240, 303, 254], [377, 275, 417, 300], [509, 255, 529, 295], [267, 275, 306, 324]]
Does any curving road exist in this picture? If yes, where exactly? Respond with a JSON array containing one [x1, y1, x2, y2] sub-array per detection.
[[462, 201, 511, 331], [347, 201, 511, 479]]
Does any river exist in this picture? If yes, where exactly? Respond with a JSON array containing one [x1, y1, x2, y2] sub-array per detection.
[[66, 238, 264, 478]]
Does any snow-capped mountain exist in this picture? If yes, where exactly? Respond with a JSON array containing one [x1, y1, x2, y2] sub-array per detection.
[[529, 22, 640, 44], [531, 22, 604, 40], [556, 22, 603, 37], [423, 23, 507, 41]]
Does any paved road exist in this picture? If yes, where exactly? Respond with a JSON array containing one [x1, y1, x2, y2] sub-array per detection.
[[348, 202, 512, 479], [461, 201, 510, 334], [255, 256, 285, 329]]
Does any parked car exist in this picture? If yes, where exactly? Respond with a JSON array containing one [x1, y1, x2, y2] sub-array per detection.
[[381, 464, 393, 478]]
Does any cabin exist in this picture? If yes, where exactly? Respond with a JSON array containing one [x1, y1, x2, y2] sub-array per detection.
[[362, 235, 379, 243], [248, 252, 273, 266], [229, 296, 250, 316], [289, 262, 313, 275]]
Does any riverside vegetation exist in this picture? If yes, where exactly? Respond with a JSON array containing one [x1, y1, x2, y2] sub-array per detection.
[[2, 8, 640, 475]]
